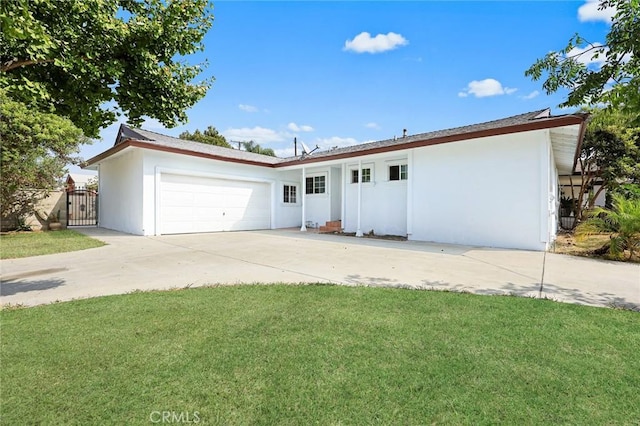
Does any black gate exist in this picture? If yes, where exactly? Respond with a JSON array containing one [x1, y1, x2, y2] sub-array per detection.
[[67, 189, 98, 226]]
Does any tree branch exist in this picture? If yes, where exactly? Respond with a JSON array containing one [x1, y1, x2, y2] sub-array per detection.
[[1, 58, 56, 72]]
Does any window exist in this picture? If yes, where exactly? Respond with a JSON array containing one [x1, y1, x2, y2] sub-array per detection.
[[305, 175, 326, 194], [283, 185, 297, 203], [351, 168, 372, 183], [389, 164, 408, 181]]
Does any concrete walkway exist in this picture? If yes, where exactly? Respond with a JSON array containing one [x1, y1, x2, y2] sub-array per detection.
[[1, 227, 638, 309]]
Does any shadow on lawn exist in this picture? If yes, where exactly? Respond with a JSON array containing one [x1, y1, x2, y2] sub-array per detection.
[[0, 278, 65, 296]]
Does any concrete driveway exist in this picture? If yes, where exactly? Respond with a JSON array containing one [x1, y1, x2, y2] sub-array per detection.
[[1, 227, 638, 309]]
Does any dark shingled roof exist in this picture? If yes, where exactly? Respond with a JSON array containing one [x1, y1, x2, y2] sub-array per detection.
[[287, 109, 553, 162], [86, 108, 585, 168], [115, 126, 285, 165]]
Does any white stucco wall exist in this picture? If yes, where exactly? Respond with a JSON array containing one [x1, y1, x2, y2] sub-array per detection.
[[342, 156, 408, 236], [303, 166, 331, 228], [409, 130, 552, 250], [98, 149, 144, 234]]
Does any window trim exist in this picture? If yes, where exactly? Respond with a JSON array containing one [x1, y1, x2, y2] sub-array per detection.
[[349, 164, 374, 184], [305, 173, 327, 195], [282, 183, 298, 205], [389, 163, 408, 181]]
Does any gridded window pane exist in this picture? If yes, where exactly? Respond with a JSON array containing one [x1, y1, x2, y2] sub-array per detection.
[[351, 169, 359, 184], [314, 176, 326, 193], [361, 168, 371, 183], [390, 164, 407, 181], [306, 176, 326, 194], [400, 164, 408, 180], [284, 185, 297, 203]]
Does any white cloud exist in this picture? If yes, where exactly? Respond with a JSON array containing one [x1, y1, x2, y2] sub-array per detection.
[[578, 0, 616, 23], [314, 136, 359, 150], [238, 104, 258, 113], [458, 78, 517, 98], [521, 90, 540, 100], [223, 126, 285, 143], [365, 122, 381, 130], [567, 43, 608, 66], [287, 122, 314, 132], [344, 32, 408, 54]]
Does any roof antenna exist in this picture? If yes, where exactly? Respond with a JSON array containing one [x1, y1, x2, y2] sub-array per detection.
[[294, 137, 297, 157]]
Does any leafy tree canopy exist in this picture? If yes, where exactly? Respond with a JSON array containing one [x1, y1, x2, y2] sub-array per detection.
[[243, 140, 276, 157], [525, 0, 640, 123], [179, 126, 230, 148], [0, 0, 213, 138], [0, 91, 88, 220], [570, 107, 640, 220]]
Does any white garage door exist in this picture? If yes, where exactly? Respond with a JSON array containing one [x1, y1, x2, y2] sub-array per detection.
[[160, 174, 271, 234]]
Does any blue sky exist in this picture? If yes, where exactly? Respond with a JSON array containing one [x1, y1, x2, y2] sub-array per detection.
[[73, 0, 614, 174]]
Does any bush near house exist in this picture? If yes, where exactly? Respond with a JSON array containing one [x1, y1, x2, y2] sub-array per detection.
[[576, 194, 640, 261]]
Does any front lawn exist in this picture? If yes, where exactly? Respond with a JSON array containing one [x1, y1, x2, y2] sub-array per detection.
[[1, 285, 638, 424], [0, 229, 105, 259]]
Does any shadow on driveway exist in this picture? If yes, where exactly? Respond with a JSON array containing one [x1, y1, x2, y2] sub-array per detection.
[[1, 278, 65, 296]]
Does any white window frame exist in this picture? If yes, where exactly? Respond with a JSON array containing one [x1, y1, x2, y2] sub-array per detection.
[[305, 173, 327, 195], [282, 183, 299, 205], [350, 164, 374, 184], [389, 163, 408, 181]]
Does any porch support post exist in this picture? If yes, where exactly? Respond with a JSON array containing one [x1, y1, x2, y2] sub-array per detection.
[[355, 158, 363, 237], [340, 162, 346, 226], [300, 167, 307, 231], [406, 149, 413, 238]]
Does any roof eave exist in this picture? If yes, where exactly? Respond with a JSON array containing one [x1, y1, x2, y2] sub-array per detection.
[[276, 114, 588, 167], [84, 139, 281, 169]]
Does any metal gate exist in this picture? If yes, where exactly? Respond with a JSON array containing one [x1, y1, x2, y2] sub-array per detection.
[[67, 189, 98, 226]]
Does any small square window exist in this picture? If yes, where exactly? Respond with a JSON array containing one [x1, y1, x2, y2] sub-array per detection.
[[361, 168, 371, 183], [283, 185, 297, 203], [305, 176, 326, 194], [351, 168, 372, 183], [390, 164, 408, 181]]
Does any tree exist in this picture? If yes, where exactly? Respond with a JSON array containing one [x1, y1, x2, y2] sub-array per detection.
[[0, 91, 88, 223], [576, 194, 640, 260], [525, 0, 640, 124], [179, 126, 230, 148], [0, 0, 213, 138], [242, 140, 276, 157], [570, 108, 640, 221]]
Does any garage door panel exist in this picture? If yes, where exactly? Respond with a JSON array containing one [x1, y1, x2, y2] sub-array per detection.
[[160, 174, 271, 235]]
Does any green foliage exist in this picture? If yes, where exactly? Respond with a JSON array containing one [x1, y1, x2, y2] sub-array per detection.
[[243, 140, 276, 156], [525, 0, 640, 123], [576, 194, 640, 260], [0, 0, 213, 138], [0, 91, 88, 223], [611, 183, 640, 203], [179, 125, 230, 148], [571, 107, 640, 220]]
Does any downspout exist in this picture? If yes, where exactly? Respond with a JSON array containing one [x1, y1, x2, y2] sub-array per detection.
[[356, 158, 363, 237], [300, 167, 307, 231]]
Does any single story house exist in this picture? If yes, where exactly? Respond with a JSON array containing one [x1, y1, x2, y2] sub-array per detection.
[[85, 108, 588, 251]]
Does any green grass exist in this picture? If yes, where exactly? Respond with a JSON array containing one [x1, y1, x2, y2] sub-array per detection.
[[2, 285, 639, 425], [0, 230, 105, 259]]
